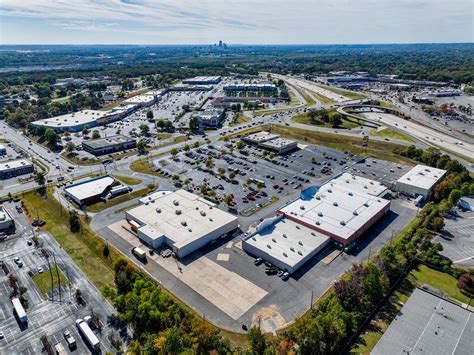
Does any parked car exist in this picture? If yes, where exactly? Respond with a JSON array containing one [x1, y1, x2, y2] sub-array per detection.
[[254, 257, 263, 266]]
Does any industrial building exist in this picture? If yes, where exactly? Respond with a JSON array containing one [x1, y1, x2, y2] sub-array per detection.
[[82, 134, 136, 156], [64, 176, 115, 206], [31, 110, 109, 132], [279, 182, 391, 246], [330, 172, 389, 197], [122, 94, 158, 108], [396, 164, 446, 198], [242, 131, 280, 145], [0, 159, 34, 179], [372, 288, 473, 355], [259, 137, 298, 154], [194, 110, 225, 129], [243, 215, 330, 274], [182, 76, 221, 85], [243, 131, 297, 154], [125, 189, 239, 258], [0, 205, 15, 231], [224, 83, 277, 92]]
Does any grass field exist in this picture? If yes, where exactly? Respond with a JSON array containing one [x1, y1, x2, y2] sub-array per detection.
[[32, 263, 70, 298], [21, 189, 117, 290], [219, 125, 269, 141], [316, 83, 367, 100], [230, 113, 252, 126], [155, 133, 173, 140], [370, 128, 414, 142], [311, 92, 336, 105], [271, 125, 413, 164], [112, 175, 143, 185], [292, 112, 360, 129], [86, 185, 156, 213]]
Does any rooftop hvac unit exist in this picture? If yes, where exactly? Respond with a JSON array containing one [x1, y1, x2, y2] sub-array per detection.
[[181, 220, 187, 226], [155, 207, 161, 213], [348, 192, 353, 196], [316, 196, 321, 200], [425, 168, 431, 172], [298, 251, 303, 255], [340, 221, 346, 226], [407, 177, 411, 181], [317, 212, 323, 217], [175, 209, 182, 215], [267, 244, 272, 249], [300, 205, 305, 210], [353, 211, 358, 216], [377, 199, 381, 202], [283, 252, 288, 257], [333, 202, 338, 206], [188, 228, 192, 232], [200, 211, 206, 216], [363, 203, 369, 207], [209, 218, 213, 222], [298, 241, 303, 246], [290, 247, 295, 252], [173, 200, 179, 206], [272, 238, 277, 243], [364, 185, 368, 189], [311, 232, 315, 236], [346, 180, 350, 183], [296, 225, 300, 230], [195, 207, 199, 210], [282, 234, 287, 238], [327, 189, 332, 193], [252, 237, 256, 241]]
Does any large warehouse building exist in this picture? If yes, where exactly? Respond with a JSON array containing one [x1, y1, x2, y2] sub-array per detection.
[[0, 159, 34, 179], [125, 189, 239, 258], [182, 76, 221, 85], [279, 181, 391, 246], [396, 164, 446, 198], [372, 288, 473, 354], [243, 215, 330, 274], [64, 175, 115, 206], [243, 131, 297, 154], [82, 134, 136, 156]]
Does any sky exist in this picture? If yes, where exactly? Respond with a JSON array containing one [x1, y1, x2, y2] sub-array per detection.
[[0, 0, 473, 45]]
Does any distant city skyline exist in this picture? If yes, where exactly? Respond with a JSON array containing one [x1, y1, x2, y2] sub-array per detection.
[[0, 0, 473, 45]]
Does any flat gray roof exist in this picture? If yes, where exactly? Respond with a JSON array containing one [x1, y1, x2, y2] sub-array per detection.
[[397, 164, 446, 191], [372, 288, 474, 355], [65, 176, 115, 201], [83, 134, 135, 149], [0, 159, 33, 172]]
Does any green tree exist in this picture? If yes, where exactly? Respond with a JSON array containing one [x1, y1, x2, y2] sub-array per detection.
[[229, 171, 236, 180], [236, 140, 245, 150], [136, 140, 147, 154], [224, 194, 234, 207], [66, 142, 75, 153], [92, 130, 101, 139], [183, 144, 190, 152], [247, 326, 267, 355], [189, 116, 199, 132], [139, 124, 150, 136], [103, 243, 110, 259], [448, 189, 462, 204], [193, 141, 200, 148], [82, 124, 90, 136], [329, 113, 342, 127], [34, 172, 45, 187], [69, 211, 81, 233], [44, 128, 59, 146], [146, 110, 154, 120], [170, 148, 178, 157]]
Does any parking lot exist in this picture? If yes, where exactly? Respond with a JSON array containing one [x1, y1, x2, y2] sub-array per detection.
[[434, 208, 474, 269], [152, 140, 357, 215], [0, 225, 126, 354]]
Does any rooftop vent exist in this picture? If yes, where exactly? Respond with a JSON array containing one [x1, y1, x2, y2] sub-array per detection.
[[315, 221, 320, 225], [188, 228, 192, 232], [252, 237, 256, 241], [348, 192, 353, 196], [296, 225, 300, 230], [328, 189, 332, 193], [316, 196, 321, 200], [300, 205, 305, 210], [181, 220, 187, 226], [298, 251, 303, 256], [353, 211, 358, 216], [200, 211, 206, 217], [333, 202, 338, 206], [311, 232, 315, 236], [175, 209, 182, 215], [363, 203, 369, 207], [340, 221, 346, 226], [318, 212, 323, 217], [272, 238, 277, 243], [155, 207, 161, 213], [282, 234, 287, 238], [290, 247, 295, 252], [267, 244, 272, 249], [283, 252, 288, 257], [298, 241, 303, 246]]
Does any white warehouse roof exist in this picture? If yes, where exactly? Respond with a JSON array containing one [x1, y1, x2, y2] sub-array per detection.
[[65, 176, 115, 202], [280, 183, 390, 242], [0, 159, 33, 172], [397, 164, 446, 191], [330, 172, 388, 197], [122, 94, 155, 105], [243, 131, 279, 144], [32, 110, 106, 129], [244, 216, 329, 272], [127, 189, 238, 253]]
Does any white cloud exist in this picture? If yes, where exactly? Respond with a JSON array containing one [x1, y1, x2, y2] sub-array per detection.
[[1, 0, 472, 43]]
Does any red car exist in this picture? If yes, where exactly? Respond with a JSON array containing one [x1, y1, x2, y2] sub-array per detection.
[[273, 184, 279, 189]]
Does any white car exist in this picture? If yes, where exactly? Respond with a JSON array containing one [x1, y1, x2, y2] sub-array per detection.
[[37, 267, 44, 273]]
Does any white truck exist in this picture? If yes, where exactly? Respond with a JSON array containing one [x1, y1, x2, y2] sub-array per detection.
[[76, 318, 100, 350], [132, 247, 147, 260], [11, 297, 27, 323]]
